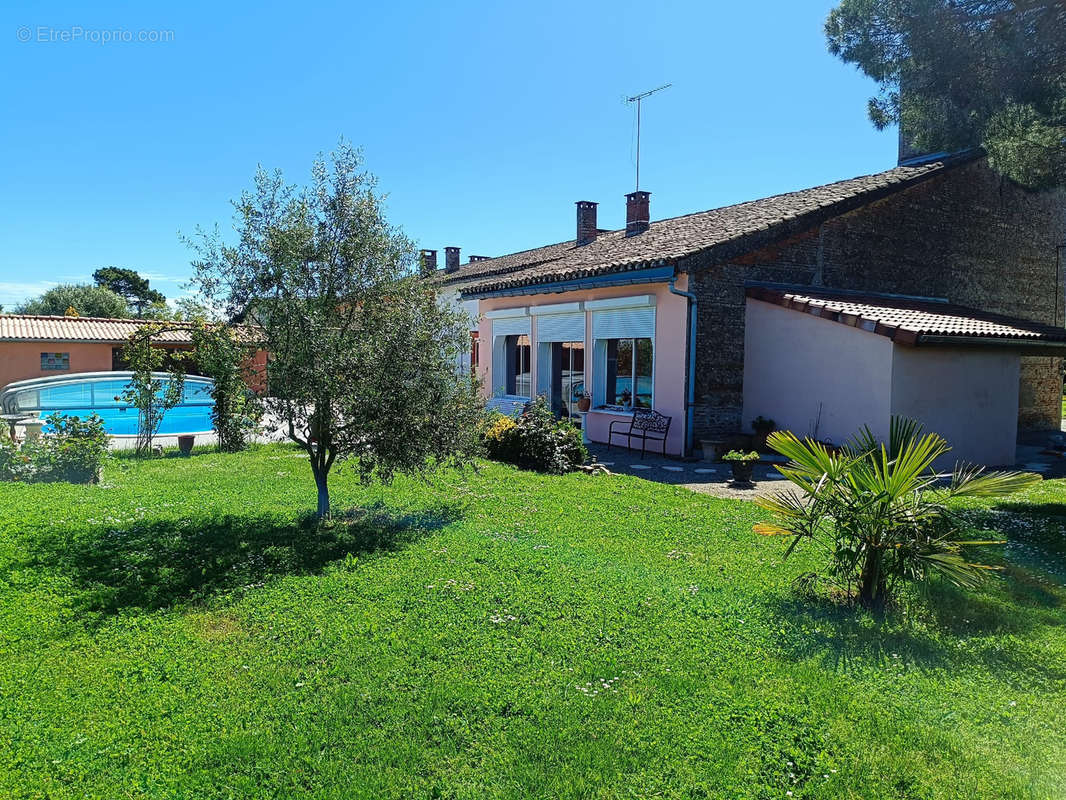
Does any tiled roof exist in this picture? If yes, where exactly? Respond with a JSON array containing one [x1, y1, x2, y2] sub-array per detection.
[[746, 286, 1066, 349], [0, 315, 260, 345], [441, 151, 982, 296]]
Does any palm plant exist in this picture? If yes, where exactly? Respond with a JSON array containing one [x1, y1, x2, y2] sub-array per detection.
[[755, 417, 1040, 609]]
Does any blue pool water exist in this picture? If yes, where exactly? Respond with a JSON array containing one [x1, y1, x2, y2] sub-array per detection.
[[1, 374, 215, 436]]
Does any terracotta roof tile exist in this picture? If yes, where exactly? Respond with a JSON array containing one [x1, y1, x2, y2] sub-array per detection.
[[441, 151, 982, 295], [746, 286, 1066, 348], [0, 315, 260, 345]]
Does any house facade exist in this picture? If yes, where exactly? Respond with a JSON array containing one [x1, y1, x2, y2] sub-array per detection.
[[435, 150, 1066, 462]]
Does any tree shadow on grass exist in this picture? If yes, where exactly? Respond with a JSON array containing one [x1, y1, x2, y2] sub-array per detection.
[[772, 594, 950, 673], [29, 502, 461, 618], [770, 574, 1066, 681], [767, 502, 1066, 678]]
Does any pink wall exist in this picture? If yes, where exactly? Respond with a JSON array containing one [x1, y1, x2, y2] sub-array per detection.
[[0, 341, 116, 390], [476, 278, 690, 455]]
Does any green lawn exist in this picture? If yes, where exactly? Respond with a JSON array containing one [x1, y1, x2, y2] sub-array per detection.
[[1, 446, 1064, 799]]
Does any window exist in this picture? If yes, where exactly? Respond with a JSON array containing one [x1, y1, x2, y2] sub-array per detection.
[[506, 334, 531, 397], [470, 331, 479, 370], [604, 338, 652, 409], [551, 341, 585, 418], [41, 352, 69, 371]]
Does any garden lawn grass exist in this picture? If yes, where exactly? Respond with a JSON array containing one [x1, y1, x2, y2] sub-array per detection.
[[0, 446, 1064, 799]]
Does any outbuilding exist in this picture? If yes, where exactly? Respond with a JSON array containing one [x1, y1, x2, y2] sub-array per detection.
[[742, 286, 1066, 466]]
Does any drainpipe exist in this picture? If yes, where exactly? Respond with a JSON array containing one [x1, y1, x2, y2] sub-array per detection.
[[668, 267, 697, 456]]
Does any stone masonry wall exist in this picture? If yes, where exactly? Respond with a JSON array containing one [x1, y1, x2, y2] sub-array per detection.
[[688, 159, 1066, 438]]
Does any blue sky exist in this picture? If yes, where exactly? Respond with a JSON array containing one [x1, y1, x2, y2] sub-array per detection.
[[0, 0, 896, 308]]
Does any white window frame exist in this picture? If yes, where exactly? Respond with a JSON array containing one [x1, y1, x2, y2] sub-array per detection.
[[589, 298, 656, 411], [490, 312, 531, 399]]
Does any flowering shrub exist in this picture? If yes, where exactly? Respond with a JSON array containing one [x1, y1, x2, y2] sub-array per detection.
[[482, 398, 587, 474], [0, 438, 34, 482], [36, 413, 110, 483], [482, 414, 517, 446], [0, 413, 109, 484]]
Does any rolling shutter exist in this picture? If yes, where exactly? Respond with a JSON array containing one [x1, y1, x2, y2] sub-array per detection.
[[536, 312, 585, 343], [491, 316, 530, 339], [592, 308, 655, 340]]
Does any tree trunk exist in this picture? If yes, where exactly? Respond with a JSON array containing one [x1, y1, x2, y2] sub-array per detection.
[[857, 549, 886, 610], [313, 466, 331, 520]]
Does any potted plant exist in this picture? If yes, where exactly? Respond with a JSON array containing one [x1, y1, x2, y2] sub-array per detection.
[[722, 449, 760, 484], [751, 415, 776, 451], [620, 388, 633, 410], [577, 392, 591, 413], [177, 434, 196, 456]]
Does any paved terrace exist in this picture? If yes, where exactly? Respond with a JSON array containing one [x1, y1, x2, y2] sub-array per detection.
[[588, 439, 1066, 501]]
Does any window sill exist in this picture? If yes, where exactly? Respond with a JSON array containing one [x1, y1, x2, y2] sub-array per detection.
[[590, 406, 634, 416]]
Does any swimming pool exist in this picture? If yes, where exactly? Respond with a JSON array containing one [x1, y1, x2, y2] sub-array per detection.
[[0, 372, 215, 436]]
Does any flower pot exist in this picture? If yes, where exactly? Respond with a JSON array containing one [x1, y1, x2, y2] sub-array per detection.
[[177, 434, 195, 456], [577, 396, 591, 412], [729, 460, 755, 484]]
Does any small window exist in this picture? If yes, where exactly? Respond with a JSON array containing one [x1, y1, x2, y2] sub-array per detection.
[[506, 334, 531, 397], [604, 337, 652, 408], [470, 331, 480, 370], [41, 352, 70, 371]]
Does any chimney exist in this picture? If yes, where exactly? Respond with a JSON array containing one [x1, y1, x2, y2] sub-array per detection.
[[444, 246, 461, 273], [419, 249, 438, 276], [625, 191, 650, 236], [468, 255, 491, 263], [576, 200, 598, 246]]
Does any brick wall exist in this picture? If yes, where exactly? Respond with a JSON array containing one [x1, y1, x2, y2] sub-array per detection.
[[688, 158, 1066, 438]]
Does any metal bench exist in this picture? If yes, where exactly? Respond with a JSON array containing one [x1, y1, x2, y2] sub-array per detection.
[[607, 409, 672, 459]]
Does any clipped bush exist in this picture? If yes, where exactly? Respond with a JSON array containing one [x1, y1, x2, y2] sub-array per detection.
[[482, 398, 587, 474]]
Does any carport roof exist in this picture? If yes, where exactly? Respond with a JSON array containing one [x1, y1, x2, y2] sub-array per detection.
[[746, 286, 1066, 352]]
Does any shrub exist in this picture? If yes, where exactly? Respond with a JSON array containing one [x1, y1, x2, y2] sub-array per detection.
[[482, 398, 587, 474], [756, 417, 1040, 609], [34, 413, 110, 483], [482, 414, 520, 463], [0, 438, 34, 482], [191, 323, 263, 452], [1, 414, 112, 484]]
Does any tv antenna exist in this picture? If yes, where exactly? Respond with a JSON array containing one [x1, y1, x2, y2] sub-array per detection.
[[627, 83, 671, 191]]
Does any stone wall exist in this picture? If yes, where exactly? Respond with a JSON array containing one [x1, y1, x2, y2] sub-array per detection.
[[688, 158, 1066, 437]]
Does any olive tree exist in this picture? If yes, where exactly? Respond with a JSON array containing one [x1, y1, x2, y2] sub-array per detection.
[[188, 143, 482, 518]]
